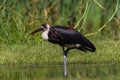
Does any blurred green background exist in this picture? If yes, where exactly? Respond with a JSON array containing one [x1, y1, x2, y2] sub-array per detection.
[[0, 0, 120, 65], [0, 0, 120, 45]]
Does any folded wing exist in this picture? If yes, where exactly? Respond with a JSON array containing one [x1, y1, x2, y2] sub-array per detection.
[[48, 26, 96, 52]]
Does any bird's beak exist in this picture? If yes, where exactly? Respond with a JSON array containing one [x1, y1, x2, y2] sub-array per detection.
[[30, 27, 42, 35]]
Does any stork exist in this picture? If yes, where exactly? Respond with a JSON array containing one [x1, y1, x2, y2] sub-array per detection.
[[30, 24, 96, 76]]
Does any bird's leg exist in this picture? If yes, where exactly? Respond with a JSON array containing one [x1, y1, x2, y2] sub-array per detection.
[[62, 47, 72, 77], [64, 53, 67, 77], [62, 47, 67, 77]]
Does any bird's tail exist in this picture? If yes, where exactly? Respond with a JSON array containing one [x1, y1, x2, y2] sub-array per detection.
[[83, 38, 96, 52]]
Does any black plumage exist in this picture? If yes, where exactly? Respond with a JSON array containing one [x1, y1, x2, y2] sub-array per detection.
[[30, 24, 96, 54], [30, 24, 96, 76], [48, 26, 96, 52]]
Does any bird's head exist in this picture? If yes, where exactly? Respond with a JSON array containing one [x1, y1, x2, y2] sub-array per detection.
[[30, 24, 50, 35]]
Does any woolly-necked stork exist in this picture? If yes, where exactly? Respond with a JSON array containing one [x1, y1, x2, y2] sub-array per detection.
[[30, 24, 96, 76]]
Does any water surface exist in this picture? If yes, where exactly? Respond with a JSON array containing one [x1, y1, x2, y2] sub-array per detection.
[[0, 63, 120, 80]]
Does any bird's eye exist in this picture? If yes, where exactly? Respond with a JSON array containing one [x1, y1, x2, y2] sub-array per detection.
[[44, 25, 47, 29]]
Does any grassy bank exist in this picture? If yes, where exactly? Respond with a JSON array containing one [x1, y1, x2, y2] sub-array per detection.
[[0, 40, 120, 65], [0, 0, 120, 65]]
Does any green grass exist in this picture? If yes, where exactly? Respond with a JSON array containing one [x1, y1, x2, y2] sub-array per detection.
[[0, 40, 120, 65], [0, 0, 120, 65]]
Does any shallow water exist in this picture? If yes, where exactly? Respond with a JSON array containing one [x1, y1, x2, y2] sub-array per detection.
[[0, 63, 120, 80]]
